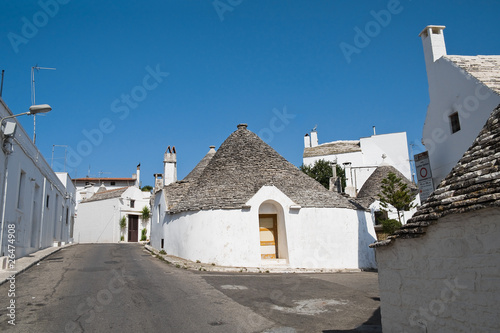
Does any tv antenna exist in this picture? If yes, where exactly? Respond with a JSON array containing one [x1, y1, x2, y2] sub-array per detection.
[[51, 145, 68, 171], [31, 65, 56, 144]]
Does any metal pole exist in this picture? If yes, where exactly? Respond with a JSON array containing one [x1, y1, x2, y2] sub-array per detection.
[[0, 70, 4, 97]]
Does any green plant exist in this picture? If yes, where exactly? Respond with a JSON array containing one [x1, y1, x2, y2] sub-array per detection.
[[140, 228, 147, 241], [300, 159, 346, 191], [378, 172, 417, 224], [141, 206, 150, 222], [196, 260, 201, 263], [159, 250, 166, 255], [120, 236, 124, 241], [175, 264, 181, 268], [119, 216, 126, 229], [141, 185, 153, 192], [381, 218, 402, 235]]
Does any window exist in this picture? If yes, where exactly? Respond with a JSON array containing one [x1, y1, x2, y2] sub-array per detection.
[[130, 200, 135, 208], [450, 112, 461, 133], [17, 171, 26, 209], [46, 195, 50, 208], [110, 181, 116, 186]]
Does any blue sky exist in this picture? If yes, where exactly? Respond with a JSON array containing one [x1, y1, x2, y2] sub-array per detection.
[[1, 0, 500, 186]]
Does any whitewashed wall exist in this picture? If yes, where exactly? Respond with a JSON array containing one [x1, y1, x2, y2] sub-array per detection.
[[304, 132, 412, 194], [75, 187, 150, 243], [151, 185, 377, 269], [422, 57, 500, 185], [375, 208, 500, 332], [0, 98, 72, 260]]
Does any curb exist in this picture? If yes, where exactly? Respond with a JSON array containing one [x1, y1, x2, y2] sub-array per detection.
[[144, 244, 363, 274], [0, 243, 75, 286]]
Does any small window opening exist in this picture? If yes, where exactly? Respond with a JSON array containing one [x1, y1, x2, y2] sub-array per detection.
[[110, 181, 116, 186], [450, 112, 461, 134], [130, 200, 135, 208]]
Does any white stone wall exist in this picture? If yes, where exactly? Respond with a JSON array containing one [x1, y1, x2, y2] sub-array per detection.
[[0, 98, 72, 259], [151, 185, 377, 269], [375, 208, 500, 332], [422, 57, 500, 185], [75, 187, 150, 243], [74, 198, 120, 243], [304, 132, 412, 194]]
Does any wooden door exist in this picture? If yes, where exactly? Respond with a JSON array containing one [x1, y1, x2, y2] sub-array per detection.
[[128, 215, 139, 242], [259, 214, 278, 259]]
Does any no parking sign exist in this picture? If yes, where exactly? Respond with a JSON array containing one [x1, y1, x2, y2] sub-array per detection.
[[415, 151, 435, 202]]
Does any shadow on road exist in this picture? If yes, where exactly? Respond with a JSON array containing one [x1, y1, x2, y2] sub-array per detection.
[[323, 306, 381, 333]]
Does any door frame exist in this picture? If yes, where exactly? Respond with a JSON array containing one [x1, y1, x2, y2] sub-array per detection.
[[259, 214, 278, 259]]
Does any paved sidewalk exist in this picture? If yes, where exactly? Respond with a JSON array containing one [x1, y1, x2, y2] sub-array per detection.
[[144, 244, 366, 274], [0, 243, 75, 286]]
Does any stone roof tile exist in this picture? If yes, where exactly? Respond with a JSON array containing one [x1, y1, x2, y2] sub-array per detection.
[[371, 104, 500, 248], [303, 140, 361, 158], [168, 125, 359, 214]]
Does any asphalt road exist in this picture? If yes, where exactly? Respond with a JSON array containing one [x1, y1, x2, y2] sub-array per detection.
[[0, 244, 380, 333]]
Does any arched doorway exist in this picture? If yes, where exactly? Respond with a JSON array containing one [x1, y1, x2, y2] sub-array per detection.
[[259, 201, 288, 261]]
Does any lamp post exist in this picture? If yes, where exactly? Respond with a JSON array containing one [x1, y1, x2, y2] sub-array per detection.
[[0, 104, 51, 257]]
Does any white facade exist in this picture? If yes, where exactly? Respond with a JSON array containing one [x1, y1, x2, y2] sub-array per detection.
[[0, 98, 74, 263], [152, 185, 377, 269], [74, 186, 150, 243], [375, 208, 500, 332], [73, 166, 140, 210], [420, 25, 500, 185], [303, 131, 412, 197]]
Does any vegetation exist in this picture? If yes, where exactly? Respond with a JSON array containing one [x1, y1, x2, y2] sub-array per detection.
[[141, 206, 150, 222], [299, 159, 346, 191], [381, 218, 402, 235], [141, 185, 153, 192], [119, 216, 127, 229], [378, 172, 417, 224], [141, 228, 147, 241], [159, 249, 166, 255]]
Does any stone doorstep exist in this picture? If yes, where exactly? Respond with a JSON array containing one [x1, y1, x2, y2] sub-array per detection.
[[144, 245, 361, 274]]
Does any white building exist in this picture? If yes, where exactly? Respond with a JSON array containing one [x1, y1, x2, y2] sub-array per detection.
[[0, 97, 74, 266], [73, 164, 141, 209], [420, 25, 500, 186], [303, 129, 412, 198], [371, 104, 500, 332], [74, 186, 150, 243], [151, 124, 377, 269]]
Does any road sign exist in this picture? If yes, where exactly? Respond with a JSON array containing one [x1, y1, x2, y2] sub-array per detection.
[[414, 151, 434, 202]]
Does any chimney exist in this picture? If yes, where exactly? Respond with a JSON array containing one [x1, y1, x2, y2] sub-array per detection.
[[304, 134, 311, 148], [419, 25, 446, 65], [164, 146, 177, 186], [135, 163, 141, 188], [310, 130, 318, 147], [154, 173, 163, 191]]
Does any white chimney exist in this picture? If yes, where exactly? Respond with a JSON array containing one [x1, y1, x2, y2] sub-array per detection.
[[135, 164, 141, 188], [419, 25, 447, 96], [304, 134, 311, 148], [310, 130, 318, 147], [164, 146, 177, 186], [419, 25, 446, 65]]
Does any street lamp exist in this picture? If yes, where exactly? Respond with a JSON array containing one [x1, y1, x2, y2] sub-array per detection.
[[0, 104, 52, 125], [1, 104, 52, 142]]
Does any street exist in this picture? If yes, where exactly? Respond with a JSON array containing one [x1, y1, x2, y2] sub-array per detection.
[[0, 244, 380, 332]]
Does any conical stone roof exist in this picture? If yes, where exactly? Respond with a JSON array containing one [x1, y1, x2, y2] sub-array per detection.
[[168, 124, 359, 213], [357, 165, 416, 208]]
